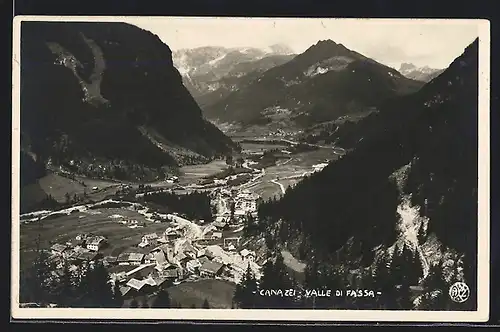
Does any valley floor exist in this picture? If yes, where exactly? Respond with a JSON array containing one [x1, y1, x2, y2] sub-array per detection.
[[18, 136, 337, 308]]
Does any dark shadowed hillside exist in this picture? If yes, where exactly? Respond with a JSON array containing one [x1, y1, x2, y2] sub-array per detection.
[[195, 54, 296, 110], [204, 39, 424, 127], [258, 39, 479, 310], [20, 22, 238, 183]]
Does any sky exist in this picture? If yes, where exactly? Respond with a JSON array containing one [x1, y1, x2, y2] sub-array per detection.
[[131, 17, 479, 69]]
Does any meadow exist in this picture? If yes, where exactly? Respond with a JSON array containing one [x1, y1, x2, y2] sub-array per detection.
[[19, 207, 172, 272]]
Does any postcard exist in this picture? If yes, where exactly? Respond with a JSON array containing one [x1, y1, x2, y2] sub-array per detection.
[[11, 16, 490, 322]]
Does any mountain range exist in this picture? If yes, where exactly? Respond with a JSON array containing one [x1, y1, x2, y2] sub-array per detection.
[[201, 39, 425, 129], [258, 38, 479, 309], [399, 63, 445, 82], [172, 45, 296, 98], [19, 21, 238, 186]]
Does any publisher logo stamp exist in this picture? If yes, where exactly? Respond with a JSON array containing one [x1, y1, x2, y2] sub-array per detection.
[[449, 282, 470, 303]]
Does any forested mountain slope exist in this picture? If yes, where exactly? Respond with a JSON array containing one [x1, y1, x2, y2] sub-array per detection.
[[20, 22, 238, 184], [204, 39, 424, 127], [257, 38, 479, 310]]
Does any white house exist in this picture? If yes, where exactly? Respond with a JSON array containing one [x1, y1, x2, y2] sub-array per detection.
[[186, 259, 202, 273], [139, 233, 158, 247], [144, 253, 154, 264], [240, 249, 256, 261], [211, 232, 223, 240], [86, 236, 106, 252]]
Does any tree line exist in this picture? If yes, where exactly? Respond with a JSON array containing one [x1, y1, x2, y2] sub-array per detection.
[[142, 191, 213, 222], [20, 243, 216, 308], [232, 248, 463, 310], [20, 246, 122, 308]]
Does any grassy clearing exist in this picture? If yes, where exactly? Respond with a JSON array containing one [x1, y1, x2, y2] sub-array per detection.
[[177, 160, 228, 184], [123, 279, 236, 309], [205, 167, 252, 180], [37, 174, 87, 202], [165, 279, 236, 308], [248, 182, 283, 201], [22, 173, 120, 206], [246, 149, 339, 201], [240, 143, 289, 153], [19, 208, 172, 272]]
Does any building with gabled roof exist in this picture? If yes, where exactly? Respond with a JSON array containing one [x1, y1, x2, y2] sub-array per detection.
[[86, 236, 107, 252], [75, 251, 99, 262], [50, 243, 69, 256], [126, 278, 145, 291], [119, 286, 132, 297], [117, 252, 145, 266], [186, 259, 202, 273], [161, 268, 179, 279], [199, 260, 224, 277], [240, 249, 256, 259]]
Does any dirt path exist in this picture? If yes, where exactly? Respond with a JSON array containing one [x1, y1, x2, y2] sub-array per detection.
[[270, 179, 286, 194]]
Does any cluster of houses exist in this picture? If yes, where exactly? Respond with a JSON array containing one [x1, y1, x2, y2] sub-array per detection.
[[50, 233, 108, 259], [105, 232, 258, 298], [46, 234, 109, 278], [212, 188, 262, 225], [233, 191, 261, 218]]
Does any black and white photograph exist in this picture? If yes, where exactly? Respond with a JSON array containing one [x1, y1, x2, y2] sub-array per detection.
[[11, 16, 490, 321]]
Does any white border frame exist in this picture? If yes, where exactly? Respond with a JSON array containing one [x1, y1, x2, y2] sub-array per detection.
[[11, 16, 491, 322]]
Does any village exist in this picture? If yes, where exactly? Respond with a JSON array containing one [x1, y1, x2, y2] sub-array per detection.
[[24, 141, 338, 306], [44, 181, 265, 302]]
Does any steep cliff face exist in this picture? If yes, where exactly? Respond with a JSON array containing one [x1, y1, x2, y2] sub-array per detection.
[[258, 39, 479, 309], [20, 22, 238, 182]]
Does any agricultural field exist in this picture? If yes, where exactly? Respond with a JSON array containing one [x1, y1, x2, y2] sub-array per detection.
[[38, 173, 119, 202], [245, 148, 339, 200], [20, 173, 121, 213], [247, 181, 283, 201], [19, 207, 172, 272], [239, 142, 290, 154]]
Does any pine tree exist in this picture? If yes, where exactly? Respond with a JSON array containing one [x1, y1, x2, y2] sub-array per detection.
[[54, 262, 75, 307], [152, 290, 171, 308], [129, 299, 139, 308], [244, 213, 256, 236], [258, 260, 278, 308], [75, 264, 92, 307], [233, 265, 258, 309], [112, 282, 124, 308], [90, 261, 115, 308], [77, 261, 114, 307], [202, 299, 210, 308], [417, 222, 427, 244], [420, 264, 449, 310], [373, 255, 397, 309], [391, 244, 420, 309], [26, 240, 54, 306]]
